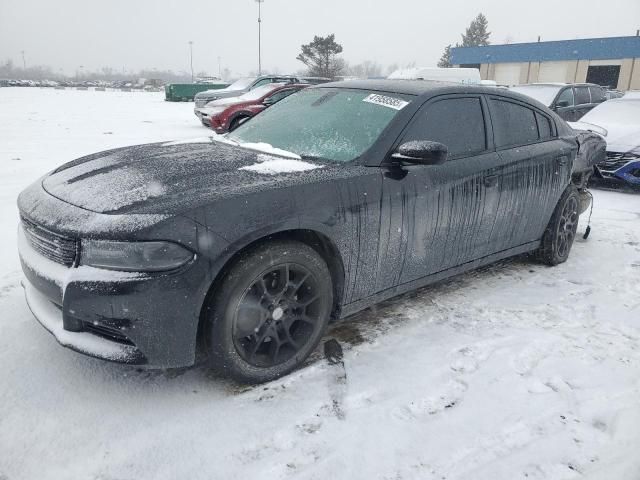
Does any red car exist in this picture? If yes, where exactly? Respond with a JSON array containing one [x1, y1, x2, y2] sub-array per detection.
[[202, 83, 308, 133]]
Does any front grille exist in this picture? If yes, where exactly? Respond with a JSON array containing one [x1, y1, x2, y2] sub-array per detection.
[[21, 216, 78, 267], [598, 151, 640, 172], [195, 99, 208, 108]]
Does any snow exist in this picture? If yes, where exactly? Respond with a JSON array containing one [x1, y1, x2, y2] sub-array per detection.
[[580, 100, 640, 152], [2, 87, 640, 480], [233, 141, 303, 159], [240, 158, 323, 175]]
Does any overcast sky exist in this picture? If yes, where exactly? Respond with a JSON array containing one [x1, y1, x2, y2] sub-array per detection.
[[1, 0, 639, 77]]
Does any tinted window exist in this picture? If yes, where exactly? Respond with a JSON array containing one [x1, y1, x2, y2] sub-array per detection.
[[402, 97, 486, 157], [589, 86, 606, 103], [490, 99, 539, 147], [575, 87, 591, 105], [536, 112, 552, 139], [556, 88, 574, 107]]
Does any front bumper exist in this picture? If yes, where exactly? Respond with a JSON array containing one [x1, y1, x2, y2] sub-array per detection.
[[18, 224, 211, 368], [597, 151, 640, 186]]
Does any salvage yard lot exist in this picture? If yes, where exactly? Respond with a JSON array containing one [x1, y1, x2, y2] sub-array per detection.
[[1, 87, 640, 480]]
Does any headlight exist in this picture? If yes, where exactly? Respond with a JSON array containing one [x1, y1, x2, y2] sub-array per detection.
[[80, 240, 194, 272]]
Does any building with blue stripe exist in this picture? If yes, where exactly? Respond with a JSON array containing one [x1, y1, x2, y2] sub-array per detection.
[[451, 35, 640, 90]]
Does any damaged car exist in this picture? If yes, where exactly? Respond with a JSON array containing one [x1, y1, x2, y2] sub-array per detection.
[[578, 99, 640, 189], [18, 80, 594, 383]]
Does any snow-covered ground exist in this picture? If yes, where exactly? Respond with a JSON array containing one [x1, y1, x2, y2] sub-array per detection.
[[1, 88, 640, 480]]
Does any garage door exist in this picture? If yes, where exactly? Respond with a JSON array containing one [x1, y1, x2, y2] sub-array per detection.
[[538, 62, 568, 83], [494, 64, 521, 86]]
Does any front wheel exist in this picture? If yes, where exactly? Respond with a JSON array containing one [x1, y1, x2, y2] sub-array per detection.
[[204, 241, 333, 383], [536, 185, 580, 266]]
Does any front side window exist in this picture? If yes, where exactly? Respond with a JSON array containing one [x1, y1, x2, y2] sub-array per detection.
[[491, 99, 539, 147], [402, 97, 486, 157], [556, 88, 574, 107], [575, 87, 591, 105], [228, 88, 410, 162]]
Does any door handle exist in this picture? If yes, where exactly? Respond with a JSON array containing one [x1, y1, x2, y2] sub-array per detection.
[[484, 174, 499, 188]]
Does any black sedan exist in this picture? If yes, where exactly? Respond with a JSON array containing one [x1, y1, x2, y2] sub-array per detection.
[[18, 81, 587, 383]]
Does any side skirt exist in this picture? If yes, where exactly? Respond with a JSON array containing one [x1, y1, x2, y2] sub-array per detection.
[[339, 241, 540, 319]]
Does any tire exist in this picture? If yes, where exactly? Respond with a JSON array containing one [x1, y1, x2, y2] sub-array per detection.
[[536, 185, 580, 266], [204, 240, 333, 383]]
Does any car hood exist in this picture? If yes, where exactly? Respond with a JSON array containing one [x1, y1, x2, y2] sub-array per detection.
[[582, 121, 640, 153], [41, 139, 328, 215]]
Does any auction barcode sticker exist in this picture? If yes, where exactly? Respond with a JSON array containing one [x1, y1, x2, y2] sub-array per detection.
[[363, 94, 409, 111]]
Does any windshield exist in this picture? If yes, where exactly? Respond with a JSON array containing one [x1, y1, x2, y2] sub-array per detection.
[[227, 77, 256, 91], [227, 88, 411, 162], [510, 85, 562, 106]]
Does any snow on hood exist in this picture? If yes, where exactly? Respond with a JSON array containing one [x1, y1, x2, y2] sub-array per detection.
[[240, 158, 323, 175], [580, 100, 640, 153]]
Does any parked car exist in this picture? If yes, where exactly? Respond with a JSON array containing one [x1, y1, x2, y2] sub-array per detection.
[[201, 83, 308, 133], [510, 83, 607, 121], [193, 75, 301, 111], [606, 89, 625, 100], [18, 80, 591, 383], [578, 99, 640, 188]]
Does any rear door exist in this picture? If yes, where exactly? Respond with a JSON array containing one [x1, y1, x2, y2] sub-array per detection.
[[377, 95, 502, 288], [487, 97, 572, 250]]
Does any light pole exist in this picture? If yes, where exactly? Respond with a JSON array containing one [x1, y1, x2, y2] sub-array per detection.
[[255, 0, 264, 75], [188, 41, 194, 82], [20, 50, 26, 70]]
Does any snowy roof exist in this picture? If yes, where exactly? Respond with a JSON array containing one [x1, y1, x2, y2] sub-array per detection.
[[452, 35, 640, 64]]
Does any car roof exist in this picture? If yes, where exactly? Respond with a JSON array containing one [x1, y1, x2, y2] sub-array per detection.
[[517, 82, 601, 88], [312, 79, 537, 103]]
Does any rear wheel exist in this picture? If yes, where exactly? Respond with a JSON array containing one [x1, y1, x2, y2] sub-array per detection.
[[204, 241, 333, 383], [536, 185, 580, 266]]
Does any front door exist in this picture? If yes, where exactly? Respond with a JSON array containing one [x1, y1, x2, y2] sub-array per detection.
[[553, 87, 577, 121], [375, 95, 502, 291]]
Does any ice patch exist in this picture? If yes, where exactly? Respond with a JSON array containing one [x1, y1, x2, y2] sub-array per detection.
[[239, 159, 323, 175]]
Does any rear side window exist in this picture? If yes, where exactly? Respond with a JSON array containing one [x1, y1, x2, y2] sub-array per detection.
[[536, 112, 553, 139], [589, 86, 606, 103], [490, 99, 539, 147], [556, 88, 574, 106], [402, 97, 486, 157], [575, 87, 591, 105]]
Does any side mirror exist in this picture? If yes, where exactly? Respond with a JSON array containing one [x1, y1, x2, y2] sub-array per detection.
[[391, 141, 448, 165], [263, 96, 275, 106], [556, 100, 570, 108]]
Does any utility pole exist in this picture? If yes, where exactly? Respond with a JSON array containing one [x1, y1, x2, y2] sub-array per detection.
[[21, 50, 26, 70], [255, 0, 264, 75], [189, 41, 194, 82], [218, 56, 222, 78]]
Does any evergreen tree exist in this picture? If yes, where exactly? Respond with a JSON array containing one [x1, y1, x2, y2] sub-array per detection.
[[437, 44, 453, 68], [460, 13, 491, 47], [296, 34, 344, 78]]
